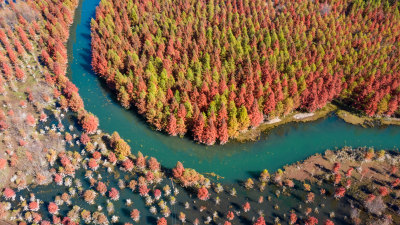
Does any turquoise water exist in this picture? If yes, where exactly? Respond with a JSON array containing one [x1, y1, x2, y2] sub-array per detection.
[[67, 0, 400, 182]]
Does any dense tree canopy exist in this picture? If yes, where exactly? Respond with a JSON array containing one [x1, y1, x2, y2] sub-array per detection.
[[91, 0, 400, 144]]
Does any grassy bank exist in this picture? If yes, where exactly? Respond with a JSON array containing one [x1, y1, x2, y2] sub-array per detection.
[[337, 109, 400, 127], [236, 102, 400, 143], [235, 103, 338, 142]]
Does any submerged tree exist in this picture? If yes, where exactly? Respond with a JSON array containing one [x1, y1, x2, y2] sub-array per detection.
[[197, 186, 209, 201], [79, 111, 99, 134]]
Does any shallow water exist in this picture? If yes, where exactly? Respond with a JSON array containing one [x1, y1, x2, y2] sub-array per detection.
[[66, 0, 400, 182], [22, 113, 352, 225], [19, 169, 352, 224]]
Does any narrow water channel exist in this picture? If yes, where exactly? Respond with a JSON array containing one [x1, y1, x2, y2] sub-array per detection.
[[66, 0, 400, 182]]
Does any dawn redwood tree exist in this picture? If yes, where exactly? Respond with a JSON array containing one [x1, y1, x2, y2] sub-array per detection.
[[136, 151, 146, 169], [197, 186, 209, 201], [386, 96, 398, 116], [93, 152, 102, 161], [253, 216, 266, 225], [88, 158, 99, 171], [1, 62, 12, 80], [3, 188, 16, 200], [48, 202, 59, 215], [378, 186, 389, 197], [226, 211, 234, 221], [114, 138, 131, 158], [130, 209, 140, 222], [16, 26, 33, 52], [26, 114, 36, 126], [324, 219, 335, 225], [203, 117, 217, 145], [173, 161, 184, 179], [238, 105, 250, 130], [52, 63, 65, 78], [110, 131, 121, 148], [166, 114, 177, 136], [139, 184, 149, 196], [218, 118, 229, 144], [108, 152, 117, 164], [157, 217, 167, 225], [264, 89, 276, 116], [63, 81, 79, 98], [148, 157, 160, 172], [96, 181, 107, 195], [242, 202, 250, 212], [250, 101, 263, 127], [332, 162, 341, 174], [0, 158, 6, 170], [176, 117, 186, 136], [192, 113, 205, 142], [80, 133, 90, 145], [177, 104, 187, 120], [6, 46, 17, 65], [108, 188, 120, 201], [41, 49, 52, 66], [345, 168, 353, 178], [14, 38, 24, 55], [123, 159, 134, 171], [334, 187, 346, 199], [68, 92, 84, 112], [392, 178, 400, 188], [305, 217, 318, 225], [79, 111, 99, 134], [289, 212, 297, 224], [0, 120, 8, 131], [15, 67, 25, 82]]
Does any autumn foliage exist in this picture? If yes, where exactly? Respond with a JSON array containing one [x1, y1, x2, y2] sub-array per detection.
[[253, 216, 266, 225], [78, 111, 99, 134], [110, 132, 131, 158], [47, 202, 58, 215], [172, 161, 205, 187], [91, 0, 400, 144], [157, 217, 167, 225], [197, 186, 209, 201]]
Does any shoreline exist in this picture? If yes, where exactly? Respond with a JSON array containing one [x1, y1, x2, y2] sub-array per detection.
[[263, 147, 400, 224], [235, 103, 400, 143], [336, 109, 400, 127], [235, 103, 338, 142]]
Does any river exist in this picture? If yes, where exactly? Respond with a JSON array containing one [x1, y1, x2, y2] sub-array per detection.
[[66, 0, 400, 182]]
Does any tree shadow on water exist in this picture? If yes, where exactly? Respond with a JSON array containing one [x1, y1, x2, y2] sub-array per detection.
[[78, 47, 93, 74], [246, 170, 262, 179], [146, 215, 157, 224], [80, 32, 92, 40], [121, 208, 130, 217]]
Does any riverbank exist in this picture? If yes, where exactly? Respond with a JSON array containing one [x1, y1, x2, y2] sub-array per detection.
[[281, 147, 399, 182], [337, 109, 400, 127], [265, 147, 400, 224], [236, 103, 400, 143], [235, 103, 338, 142]]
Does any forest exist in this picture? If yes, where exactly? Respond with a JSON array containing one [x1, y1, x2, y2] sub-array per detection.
[[0, 0, 101, 190], [1, 0, 400, 224], [1, 0, 100, 130], [91, 0, 400, 144]]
